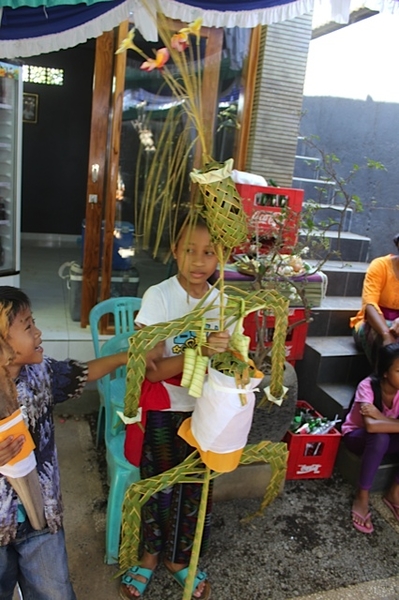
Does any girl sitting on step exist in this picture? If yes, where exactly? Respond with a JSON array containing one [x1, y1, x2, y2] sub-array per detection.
[[342, 342, 399, 533]]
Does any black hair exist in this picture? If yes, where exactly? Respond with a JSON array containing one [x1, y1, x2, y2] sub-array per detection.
[[369, 342, 399, 411], [393, 234, 399, 250], [376, 342, 399, 379], [346, 342, 399, 416], [0, 286, 31, 325], [173, 212, 209, 247]]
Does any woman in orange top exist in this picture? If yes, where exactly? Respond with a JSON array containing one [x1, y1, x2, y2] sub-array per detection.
[[350, 234, 399, 366]]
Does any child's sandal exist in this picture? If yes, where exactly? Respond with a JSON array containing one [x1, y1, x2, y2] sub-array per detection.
[[119, 566, 153, 599], [166, 565, 211, 600]]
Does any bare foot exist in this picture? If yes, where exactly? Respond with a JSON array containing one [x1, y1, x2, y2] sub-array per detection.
[[352, 489, 372, 531]]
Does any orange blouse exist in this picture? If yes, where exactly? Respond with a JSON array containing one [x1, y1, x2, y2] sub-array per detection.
[[350, 254, 399, 330]]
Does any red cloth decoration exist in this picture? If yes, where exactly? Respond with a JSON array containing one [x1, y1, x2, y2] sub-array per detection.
[[124, 375, 181, 467]]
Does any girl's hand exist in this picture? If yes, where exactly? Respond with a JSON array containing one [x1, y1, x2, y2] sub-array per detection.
[[360, 403, 382, 420], [389, 318, 399, 338], [0, 435, 25, 467], [203, 330, 230, 357], [145, 341, 165, 371], [383, 331, 397, 346]]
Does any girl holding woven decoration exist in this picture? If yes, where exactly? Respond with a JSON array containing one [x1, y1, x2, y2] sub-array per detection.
[[121, 216, 231, 600]]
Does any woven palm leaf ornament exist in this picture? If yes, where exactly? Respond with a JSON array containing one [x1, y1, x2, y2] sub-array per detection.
[[121, 291, 289, 600], [190, 158, 247, 250], [124, 288, 289, 418], [117, 10, 291, 599], [119, 440, 288, 572]]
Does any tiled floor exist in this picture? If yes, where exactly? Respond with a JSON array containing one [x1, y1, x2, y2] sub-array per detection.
[[20, 235, 170, 362]]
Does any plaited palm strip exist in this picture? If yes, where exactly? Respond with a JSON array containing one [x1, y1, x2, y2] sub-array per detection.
[[124, 288, 289, 417], [268, 294, 290, 398], [119, 441, 288, 586], [239, 441, 288, 522], [119, 451, 211, 572]]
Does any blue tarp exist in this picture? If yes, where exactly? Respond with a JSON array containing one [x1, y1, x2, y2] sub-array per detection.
[[0, 2, 126, 40]]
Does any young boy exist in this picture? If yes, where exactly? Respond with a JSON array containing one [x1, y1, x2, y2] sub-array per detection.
[[0, 286, 143, 600]]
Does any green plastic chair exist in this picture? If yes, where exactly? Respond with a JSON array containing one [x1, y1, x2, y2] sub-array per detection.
[[99, 331, 140, 564], [89, 296, 142, 447]]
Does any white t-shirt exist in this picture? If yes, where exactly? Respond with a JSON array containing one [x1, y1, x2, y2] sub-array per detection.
[[136, 275, 229, 411]]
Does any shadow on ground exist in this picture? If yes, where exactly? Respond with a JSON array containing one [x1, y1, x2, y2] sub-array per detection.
[[55, 392, 399, 600]]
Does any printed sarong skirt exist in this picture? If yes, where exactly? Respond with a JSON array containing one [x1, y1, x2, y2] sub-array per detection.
[[140, 410, 213, 563]]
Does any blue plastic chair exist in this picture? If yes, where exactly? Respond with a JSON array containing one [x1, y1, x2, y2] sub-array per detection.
[[99, 331, 141, 564], [89, 296, 142, 447]]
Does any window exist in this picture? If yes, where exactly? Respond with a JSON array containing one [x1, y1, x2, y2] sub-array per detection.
[[22, 65, 64, 86]]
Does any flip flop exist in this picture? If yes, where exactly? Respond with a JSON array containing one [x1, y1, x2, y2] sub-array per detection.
[[119, 566, 153, 599], [351, 509, 374, 534], [166, 565, 211, 600], [383, 497, 399, 521]]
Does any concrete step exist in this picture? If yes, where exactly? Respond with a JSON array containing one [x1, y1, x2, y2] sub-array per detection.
[[299, 230, 370, 263], [295, 336, 371, 417], [302, 201, 353, 231], [307, 296, 360, 337], [335, 442, 399, 492], [309, 259, 368, 297], [316, 382, 356, 422], [293, 180, 337, 206]]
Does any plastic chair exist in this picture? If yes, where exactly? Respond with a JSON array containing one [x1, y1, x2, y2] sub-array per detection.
[[89, 296, 142, 447], [99, 332, 140, 564]]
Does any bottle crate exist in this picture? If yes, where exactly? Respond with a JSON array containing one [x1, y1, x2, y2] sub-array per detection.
[[283, 401, 341, 479]]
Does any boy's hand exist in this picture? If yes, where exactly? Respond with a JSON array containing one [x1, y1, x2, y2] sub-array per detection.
[[0, 435, 25, 467], [204, 330, 230, 357]]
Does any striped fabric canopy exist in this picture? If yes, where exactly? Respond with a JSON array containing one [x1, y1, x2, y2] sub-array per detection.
[[0, 0, 397, 58]]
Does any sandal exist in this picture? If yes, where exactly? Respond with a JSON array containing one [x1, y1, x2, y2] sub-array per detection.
[[351, 509, 374, 534], [119, 566, 153, 599], [166, 565, 211, 600], [383, 497, 399, 521]]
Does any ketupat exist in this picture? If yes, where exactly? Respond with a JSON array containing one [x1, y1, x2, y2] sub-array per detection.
[[181, 347, 196, 388], [180, 322, 209, 398], [188, 355, 209, 398]]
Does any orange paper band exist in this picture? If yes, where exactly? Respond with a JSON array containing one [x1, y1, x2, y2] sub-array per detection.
[[0, 409, 35, 465]]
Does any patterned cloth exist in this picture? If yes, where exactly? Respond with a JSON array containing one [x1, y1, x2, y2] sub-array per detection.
[[140, 411, 212, 563], [0, 356, 88, 546], [353, 314, 399, 368]]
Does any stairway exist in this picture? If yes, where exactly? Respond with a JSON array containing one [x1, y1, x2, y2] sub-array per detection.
[[294, 232, 370, 422], [292, 140, 399, 490], [293, 136, 371, 424]]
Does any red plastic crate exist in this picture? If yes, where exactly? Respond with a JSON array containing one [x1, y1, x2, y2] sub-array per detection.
[[242, 308, 308, 361], [283, 401, 341, 479], [235, 184, 304, 254]]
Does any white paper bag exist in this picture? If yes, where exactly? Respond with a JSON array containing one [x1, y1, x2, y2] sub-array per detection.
[[191, 366, 263, 454]]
